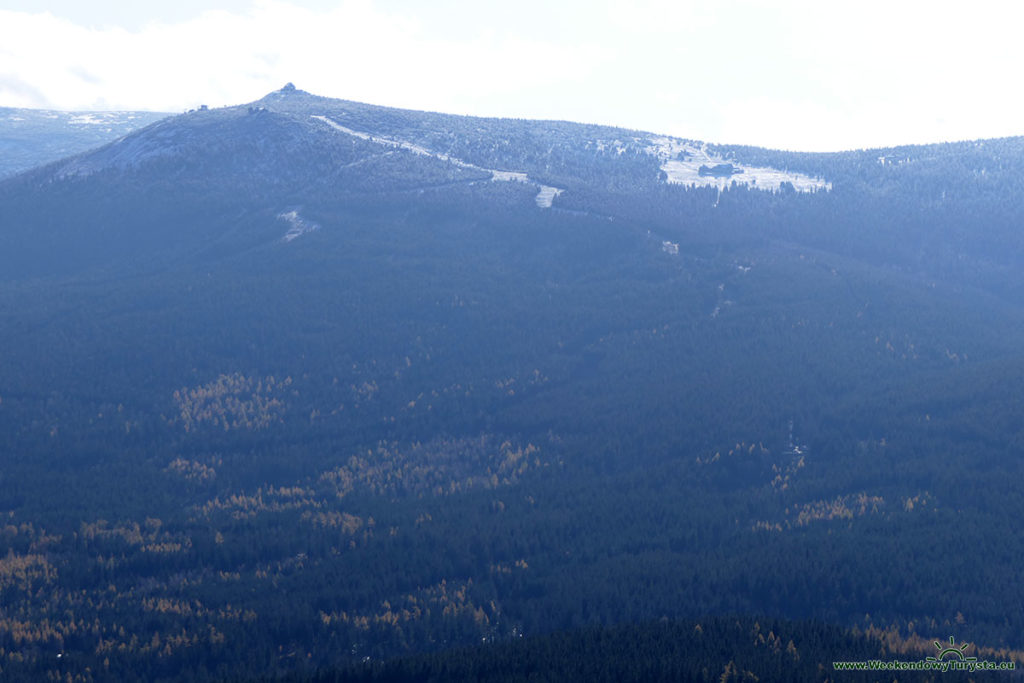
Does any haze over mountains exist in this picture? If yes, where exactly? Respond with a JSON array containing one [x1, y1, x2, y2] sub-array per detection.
[[0, 106, 169, 179], [2, 85, 1024, 681]]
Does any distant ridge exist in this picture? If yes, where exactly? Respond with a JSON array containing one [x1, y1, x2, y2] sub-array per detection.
[[0, 106, 170, 178]]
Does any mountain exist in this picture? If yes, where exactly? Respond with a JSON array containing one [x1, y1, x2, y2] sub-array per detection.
[[2, 85, 1024, 681], [0, 106, 170, 178], [0, 83, 829, 279]]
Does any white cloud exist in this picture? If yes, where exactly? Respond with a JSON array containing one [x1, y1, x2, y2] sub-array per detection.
[[0, 1, 604, 115], [2, 1, 1024, 150]]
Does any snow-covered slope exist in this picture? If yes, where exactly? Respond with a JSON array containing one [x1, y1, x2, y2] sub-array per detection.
[[652, 138, 830, 192]]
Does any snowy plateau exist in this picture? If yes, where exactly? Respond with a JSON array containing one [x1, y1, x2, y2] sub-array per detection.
[[650, 137, 830, 192]]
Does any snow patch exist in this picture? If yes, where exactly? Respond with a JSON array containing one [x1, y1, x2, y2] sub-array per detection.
[[311, 115, 372, 141], [491, 170, 529, 182], [535, 185, 562, 208], [69, 114, 106, 126], [312, 115, 459, 162], [278, 210, 320, 242], [648, 138, 830, 193]]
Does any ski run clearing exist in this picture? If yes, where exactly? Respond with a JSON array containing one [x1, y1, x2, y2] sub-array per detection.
[[312, 115, 564, 209], [312, 114, 827, 203]]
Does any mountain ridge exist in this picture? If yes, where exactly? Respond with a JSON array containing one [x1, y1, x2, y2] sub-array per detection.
[[0, 105, 170, 178], [17, 84, 828, 198]]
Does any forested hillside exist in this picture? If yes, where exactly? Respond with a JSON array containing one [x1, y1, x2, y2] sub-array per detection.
[[1, 86, 1023, 681], [279, 617, 947, 683]]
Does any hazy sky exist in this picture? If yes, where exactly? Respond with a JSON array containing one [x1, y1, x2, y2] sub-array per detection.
[[1, 0, 1022, 151]]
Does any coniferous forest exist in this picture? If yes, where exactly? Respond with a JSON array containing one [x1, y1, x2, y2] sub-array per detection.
[[1, 86, 1024, 680]]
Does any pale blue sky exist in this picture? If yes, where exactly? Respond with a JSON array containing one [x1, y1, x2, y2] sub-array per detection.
[[1, 0, 1021, 152]]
